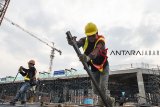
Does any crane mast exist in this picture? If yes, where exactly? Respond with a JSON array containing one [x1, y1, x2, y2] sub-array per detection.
[[0, 0, 10, 25]]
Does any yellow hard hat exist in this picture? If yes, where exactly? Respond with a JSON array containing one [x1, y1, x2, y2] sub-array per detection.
[[85, 22, 98, 36], [28, 60, 35, 65]]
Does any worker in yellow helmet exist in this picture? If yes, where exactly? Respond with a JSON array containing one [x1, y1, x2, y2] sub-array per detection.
[[10, 60, 37, 105], [68, 22, 114, 107]]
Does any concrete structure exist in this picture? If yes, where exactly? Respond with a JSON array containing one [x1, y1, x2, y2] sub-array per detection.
[[0, 63, 160, 106], [110, 65, 160, 105]]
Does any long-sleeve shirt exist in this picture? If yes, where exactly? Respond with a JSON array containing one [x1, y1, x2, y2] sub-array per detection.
[[20, 66, 36, 83]]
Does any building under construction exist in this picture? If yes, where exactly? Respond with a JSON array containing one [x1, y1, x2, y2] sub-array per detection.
[[0, 63, 160, 106]]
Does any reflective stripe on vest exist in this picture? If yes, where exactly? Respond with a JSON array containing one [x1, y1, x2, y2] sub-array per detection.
[[83, 38, 88, 52], [24, 74, 30, 81], [91, 54, 107, 72], [83, 35, 107, 72]]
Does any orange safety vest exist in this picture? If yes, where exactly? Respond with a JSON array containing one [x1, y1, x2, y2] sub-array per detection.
[[83, 35, 108, 72]]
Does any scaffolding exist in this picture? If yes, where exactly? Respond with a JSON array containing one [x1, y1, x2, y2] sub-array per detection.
[[145, 66, 160, 105], [0, 76, 94, 105]]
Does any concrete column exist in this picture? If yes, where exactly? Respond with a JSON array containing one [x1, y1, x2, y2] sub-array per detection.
[[137, 71, 146, 104]]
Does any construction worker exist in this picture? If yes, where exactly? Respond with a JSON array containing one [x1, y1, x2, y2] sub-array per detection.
[[10, 60, 37, 105], [68, 22, 114, 107]]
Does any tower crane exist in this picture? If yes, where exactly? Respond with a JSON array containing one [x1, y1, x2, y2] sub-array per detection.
[[0, 0, 10, 25], [4, 17, 62, 73]]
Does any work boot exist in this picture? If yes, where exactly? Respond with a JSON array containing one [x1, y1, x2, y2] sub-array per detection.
[[21, 101, 26, 105], [10, 99, 18, 106]]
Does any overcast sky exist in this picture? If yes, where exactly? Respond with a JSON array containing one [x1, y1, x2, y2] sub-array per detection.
[[0, 0, 160, 78]]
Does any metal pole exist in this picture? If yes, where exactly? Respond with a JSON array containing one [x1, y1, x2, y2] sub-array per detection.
[[13, 72, 19, 83]]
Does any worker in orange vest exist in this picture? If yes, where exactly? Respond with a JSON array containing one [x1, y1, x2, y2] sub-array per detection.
[[10, 60, 37, 105], [68, 22, 114, 107]]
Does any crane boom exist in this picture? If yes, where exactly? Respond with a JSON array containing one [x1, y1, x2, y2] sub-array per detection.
[[4, 17, 62, 72], [4, 17, 62, 54]]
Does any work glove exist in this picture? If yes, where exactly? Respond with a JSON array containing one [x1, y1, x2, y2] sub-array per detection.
[[67, 39, 73, 46], [67, 36, 77, 46], [79, 54, 90, 62], [18, 66, 23, 72]]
